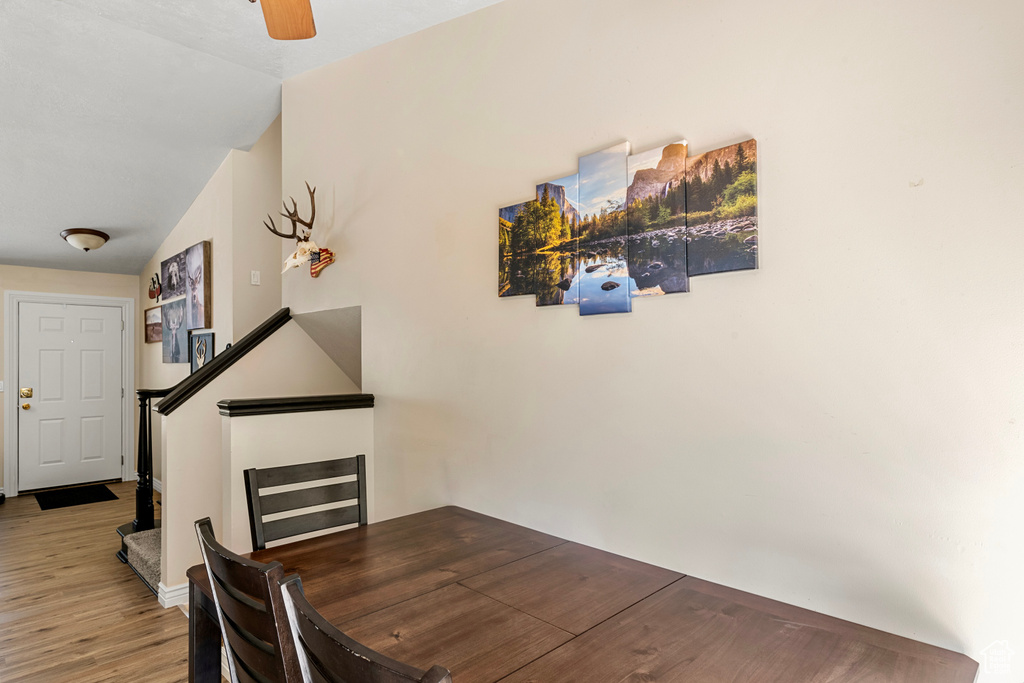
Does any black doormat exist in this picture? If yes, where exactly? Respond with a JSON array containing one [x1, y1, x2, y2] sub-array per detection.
[[35, 484, 118, 510]]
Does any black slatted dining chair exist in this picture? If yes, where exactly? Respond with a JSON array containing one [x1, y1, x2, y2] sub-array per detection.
[[194, 517, 301, 683], [244, 455, 367, 551], [279, 575, 453, 683]]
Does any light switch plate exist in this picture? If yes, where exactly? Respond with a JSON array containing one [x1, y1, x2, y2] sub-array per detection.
[[250, 270, 261, 286], [0, 381, 4, 392]]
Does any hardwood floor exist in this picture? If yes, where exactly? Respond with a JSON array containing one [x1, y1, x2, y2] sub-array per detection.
[[0, 481, 192, 682]]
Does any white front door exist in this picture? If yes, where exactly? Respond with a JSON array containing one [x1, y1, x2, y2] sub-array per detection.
[[18, 302, 123, 491]]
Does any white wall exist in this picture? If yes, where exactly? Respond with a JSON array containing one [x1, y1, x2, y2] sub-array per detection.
[[280, 0, 1024, 676], [140, 116, 284, 481], [160, 321, 360, 590], [221, 407, 374, 552], [232, 115, 284, 337]]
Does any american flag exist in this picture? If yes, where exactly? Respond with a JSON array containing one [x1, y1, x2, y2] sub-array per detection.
[[310, 248, 335, 278]]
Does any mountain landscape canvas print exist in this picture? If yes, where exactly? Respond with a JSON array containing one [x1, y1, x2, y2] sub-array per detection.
[[533, 174, 580, 306], [578, 142, 631, 316], [685, 139, 758, 276], [498, 173, 581, 307], [498, 199, 537, 299], [498, 136, 758, 316], [626, 140, 690, 296]]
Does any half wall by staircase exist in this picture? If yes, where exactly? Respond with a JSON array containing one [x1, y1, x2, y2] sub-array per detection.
[[218, 393, 375, 552], [156, 311, 359, 601]]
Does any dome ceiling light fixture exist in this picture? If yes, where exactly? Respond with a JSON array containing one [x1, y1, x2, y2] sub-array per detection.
[[60, 228, 110, 252], [248, 0, 316, 40]]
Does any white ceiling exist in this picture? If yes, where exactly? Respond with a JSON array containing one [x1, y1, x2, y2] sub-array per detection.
[[0, 0, 502, 275]]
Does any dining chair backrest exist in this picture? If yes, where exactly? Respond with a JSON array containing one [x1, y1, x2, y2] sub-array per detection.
[[244, 455, 367, 551], [194, 517, 301, 683], [279, 575, 453, 683]]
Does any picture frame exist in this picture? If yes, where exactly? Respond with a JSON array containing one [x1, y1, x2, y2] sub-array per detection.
[[144, 306, 162, 343], [160, 250, 186, 299], [189, 331, 214, 374], [184, 240, 212, 330], [161, 299, 187, 364]]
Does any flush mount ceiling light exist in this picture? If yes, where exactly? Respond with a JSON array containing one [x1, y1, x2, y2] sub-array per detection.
[[60, 228, 109, 252], [248, 0, 316, 40]]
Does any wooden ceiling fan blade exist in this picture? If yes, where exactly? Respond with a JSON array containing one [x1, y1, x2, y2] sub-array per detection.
[[259, 0, 316, 40]]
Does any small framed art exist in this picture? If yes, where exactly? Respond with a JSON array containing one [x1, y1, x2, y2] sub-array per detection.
[[144, 306, 162, 343], [189, 331, 214, 374]]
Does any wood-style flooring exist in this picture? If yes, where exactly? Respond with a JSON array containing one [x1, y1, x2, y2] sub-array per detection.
[[0, 481, 192, 682]]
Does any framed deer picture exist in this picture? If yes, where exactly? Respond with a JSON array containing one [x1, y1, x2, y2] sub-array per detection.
[[184, 240, 212, 330], [162, 299, 187, 363]]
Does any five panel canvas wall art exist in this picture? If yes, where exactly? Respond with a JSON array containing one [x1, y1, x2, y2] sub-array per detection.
[[499, 138, 757, 315]]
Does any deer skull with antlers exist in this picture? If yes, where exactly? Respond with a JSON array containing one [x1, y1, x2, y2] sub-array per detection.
[[264, 182, 334, 275]]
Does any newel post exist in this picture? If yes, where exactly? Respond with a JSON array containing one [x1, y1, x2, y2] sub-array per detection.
[[133, 391, 156, 532]]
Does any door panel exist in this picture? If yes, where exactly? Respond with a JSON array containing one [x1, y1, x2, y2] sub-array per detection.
[[81, 416, 106, 461], [38, 419, 65, 465], [81, 350, 105, 399], [18, 302, 123, 491]]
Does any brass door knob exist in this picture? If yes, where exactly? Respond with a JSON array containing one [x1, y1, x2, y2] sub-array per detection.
[[21, 403, 30, 410]]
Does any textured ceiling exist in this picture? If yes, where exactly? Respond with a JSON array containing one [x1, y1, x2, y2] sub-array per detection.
[[0, 0, 502, 274]]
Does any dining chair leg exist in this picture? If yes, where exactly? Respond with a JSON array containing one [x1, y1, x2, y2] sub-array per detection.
[[189, 579, 223, 683]]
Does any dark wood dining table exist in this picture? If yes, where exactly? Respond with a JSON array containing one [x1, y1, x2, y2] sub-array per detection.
[[187, 506, 978, 682]]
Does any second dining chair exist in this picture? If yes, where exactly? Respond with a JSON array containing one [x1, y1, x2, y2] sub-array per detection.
[[194, 517, 302, 683], [279, 575, 453, 683], [245, 454, 367, 551]]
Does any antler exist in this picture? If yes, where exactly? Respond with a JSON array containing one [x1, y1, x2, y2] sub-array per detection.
[[264, 182, 316, 241]]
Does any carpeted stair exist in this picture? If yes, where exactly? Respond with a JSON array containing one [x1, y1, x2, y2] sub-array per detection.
[[124, 528, 161, 594]]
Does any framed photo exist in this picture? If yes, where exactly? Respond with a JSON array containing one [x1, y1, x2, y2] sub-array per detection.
[[161, 299, 187, 363], [161, 250, 186, 299], [189, 331, 214, 374], [184, 241, 212, 330], [144, 306, 162, 343]]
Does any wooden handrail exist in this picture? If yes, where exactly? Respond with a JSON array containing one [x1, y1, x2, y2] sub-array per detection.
[[156, 308, 291, 415], [217, 393, 375, 417]]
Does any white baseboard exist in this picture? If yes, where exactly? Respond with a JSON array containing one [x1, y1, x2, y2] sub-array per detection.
[[158, 581, 189, 608]]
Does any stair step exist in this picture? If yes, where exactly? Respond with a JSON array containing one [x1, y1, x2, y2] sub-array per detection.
[[124, 528, 161, 595]]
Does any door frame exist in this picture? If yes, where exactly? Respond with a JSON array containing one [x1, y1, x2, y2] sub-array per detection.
[[4, 290, 135, 497]]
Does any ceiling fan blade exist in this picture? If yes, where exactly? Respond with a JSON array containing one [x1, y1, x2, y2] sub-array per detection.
[[259, 0, 316, 40]]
